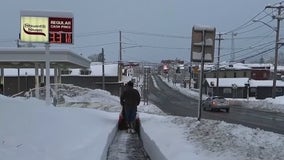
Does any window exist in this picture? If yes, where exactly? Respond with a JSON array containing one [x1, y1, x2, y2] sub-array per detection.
[[263, 72, 267, 78], [223, 88, 232, 93], [276, 88, 282, 93], [80, 69, 91, 75], [234, 72, 237, 77], [61, 69, 72, 75], [250, 87, 256, 93]]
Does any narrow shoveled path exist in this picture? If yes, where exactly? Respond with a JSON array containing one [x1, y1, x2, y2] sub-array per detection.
[[107, 131, 150, 160]]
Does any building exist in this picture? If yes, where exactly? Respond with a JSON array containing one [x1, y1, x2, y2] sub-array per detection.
[[2, 62, 123, 96], [204, 78, 284, 99]]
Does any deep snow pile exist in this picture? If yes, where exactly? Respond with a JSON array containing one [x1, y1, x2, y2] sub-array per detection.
[[171, 117, 284, 160]]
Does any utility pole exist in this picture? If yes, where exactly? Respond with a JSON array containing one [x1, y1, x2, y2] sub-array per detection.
[[119, 31, 122, 62], [119, 31, 122, 81], [215, 33, 224, 96], [102, 48, 105, 90], [230, 32, 237, 62], [266, 3, 284, 98]]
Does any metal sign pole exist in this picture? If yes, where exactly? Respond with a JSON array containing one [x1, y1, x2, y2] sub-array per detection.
[[191, 25, 216, 121], [45, 43, 51, 105]]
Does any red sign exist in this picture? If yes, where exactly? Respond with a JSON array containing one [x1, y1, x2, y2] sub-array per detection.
[[49, 32, 73, 44], [49, 17, 73, 44]]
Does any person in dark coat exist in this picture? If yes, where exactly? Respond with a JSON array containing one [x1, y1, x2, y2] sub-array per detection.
[[120, 81, 141, 133]]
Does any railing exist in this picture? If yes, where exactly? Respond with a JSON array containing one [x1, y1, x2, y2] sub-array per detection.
[[16, 83, 92, 106]]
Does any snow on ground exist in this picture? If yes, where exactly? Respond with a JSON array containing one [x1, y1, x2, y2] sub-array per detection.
[[0, 95, 117, 160], [0, 86, 284, 160]]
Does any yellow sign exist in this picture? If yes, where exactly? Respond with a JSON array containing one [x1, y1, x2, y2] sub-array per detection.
[[20, 16, 49, 43]]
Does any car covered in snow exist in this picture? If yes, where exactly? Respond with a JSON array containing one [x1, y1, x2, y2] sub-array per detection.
[[202, 96, 230, 112]]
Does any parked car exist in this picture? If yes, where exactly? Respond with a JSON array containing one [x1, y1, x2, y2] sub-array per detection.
[[202, 96, 230, 112]]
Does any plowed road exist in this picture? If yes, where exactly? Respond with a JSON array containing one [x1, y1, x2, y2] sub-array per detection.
[[149, 75, 284, 135]]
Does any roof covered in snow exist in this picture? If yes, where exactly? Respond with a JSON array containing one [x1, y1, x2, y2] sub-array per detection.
[[0, 47, 90, 68], [206, 78, 284, 87], [206, 78, 249, 87], [1, 62, 118, 77]]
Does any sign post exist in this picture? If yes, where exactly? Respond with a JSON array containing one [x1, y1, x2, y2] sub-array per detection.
[[45, 43, 51, 104], [191, 25, 216, 121], [20, 10, 73, 105]]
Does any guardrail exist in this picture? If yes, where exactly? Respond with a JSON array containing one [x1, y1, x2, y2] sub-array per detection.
[[14, 83, 92, 106]]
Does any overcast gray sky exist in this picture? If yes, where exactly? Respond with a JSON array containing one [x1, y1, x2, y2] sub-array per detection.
[[0, 0, 282, 63]]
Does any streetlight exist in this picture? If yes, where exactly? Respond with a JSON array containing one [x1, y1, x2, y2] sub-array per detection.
[[253, 4, 283, 98], [252, 19, 276, 31], [253, 18, 279, 98], [216, 32, 224, 95]]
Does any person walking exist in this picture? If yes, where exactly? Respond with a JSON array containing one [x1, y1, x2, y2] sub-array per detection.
[[120, 81, 141, 133]]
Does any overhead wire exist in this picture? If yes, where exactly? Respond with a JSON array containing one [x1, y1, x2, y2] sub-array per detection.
[[72, 42, 118, 49], [219, 5, 278, 62], [224, 9, 266, 35], [219, 29, 275, 61], [224, 1, 281, 35], [123, 30, 190, 39], [233, 41, 275, 60], [235, 47, 275, 62], [121, 30, 190, 50], [75, 30, 118, 38], [128, 44, 189, 50], [219, 39, 275, 59], [236, 20, 274, 35]]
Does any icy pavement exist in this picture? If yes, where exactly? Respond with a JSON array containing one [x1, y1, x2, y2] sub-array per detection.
[[107, 131, 150, 160]]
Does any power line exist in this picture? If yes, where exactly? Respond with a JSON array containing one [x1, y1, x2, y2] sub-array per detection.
[[123, 44, 189, 50], [233, 42, 275, 60], [123, 30, 190, 39], [224, 9, 266, 34], [229, 34, 274, 40], [221, 34, 274, 41], [224, 1, 282, 34], [139, 45, 189, 50], [76, 30, 117, 38], [72, 42, 118, 49], [236, 20, 274, 35], [235, 47, 275, 62], [220, 40, 275, 58]]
